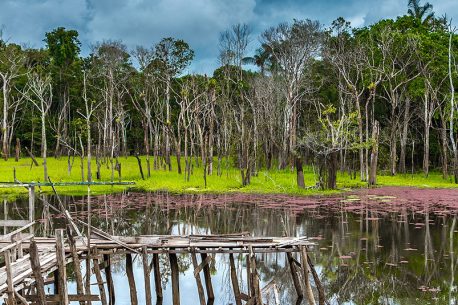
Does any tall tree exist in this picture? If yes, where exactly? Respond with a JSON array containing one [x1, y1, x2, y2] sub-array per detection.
[[44, 27, 81, 157], [0, 42, 27, 160], [153, 37, 194, 172]]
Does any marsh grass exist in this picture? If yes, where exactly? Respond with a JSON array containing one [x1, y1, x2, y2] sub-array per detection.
[[0, 156, 456, 199]]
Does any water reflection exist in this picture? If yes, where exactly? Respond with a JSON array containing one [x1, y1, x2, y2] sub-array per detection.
[[2, 189, 458, 304]]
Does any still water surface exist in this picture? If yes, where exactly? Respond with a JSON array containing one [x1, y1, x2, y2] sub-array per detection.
[[2, 188, 458, 304]]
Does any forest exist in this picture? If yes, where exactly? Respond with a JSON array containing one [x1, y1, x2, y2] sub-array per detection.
[[1, 0, 458, 191]]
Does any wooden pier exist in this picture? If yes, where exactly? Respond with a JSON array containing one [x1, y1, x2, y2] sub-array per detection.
[[0, 225, 323, 305], [0, 181, 325, 305]]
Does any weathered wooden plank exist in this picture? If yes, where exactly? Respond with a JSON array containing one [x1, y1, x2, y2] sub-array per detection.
[[29, 239, 46, 305], [152, 253, 162, 300], [287, 252, 303, 300], [229, 252, 242, 305], [55, 229, 69, 305], [103, 254, 115, 305], [169, 253, 180, 305], [200, 251, 214, 301], [25, 294, 100, 302], [141, 246, 152, 305], [190, 249, 206, 305], [4, 250, 16, 305], [126, 253, 138, 305], [92, 249, 108, 305]]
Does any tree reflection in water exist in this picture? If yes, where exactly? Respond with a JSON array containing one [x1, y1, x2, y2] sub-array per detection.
[[3, 188, 458, 304]]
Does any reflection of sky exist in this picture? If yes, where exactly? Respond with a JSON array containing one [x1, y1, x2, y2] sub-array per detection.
[[7, 192, 458, 304]]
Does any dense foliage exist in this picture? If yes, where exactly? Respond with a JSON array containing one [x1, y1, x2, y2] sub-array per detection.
[[1, 0, 458, 189]]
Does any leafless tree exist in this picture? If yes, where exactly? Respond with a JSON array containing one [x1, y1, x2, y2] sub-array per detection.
[[24, 73, 53, 181]]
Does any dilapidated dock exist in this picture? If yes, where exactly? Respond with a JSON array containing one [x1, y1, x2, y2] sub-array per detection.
[[0, 225, 323, 305], [0, 180, 325, 305]]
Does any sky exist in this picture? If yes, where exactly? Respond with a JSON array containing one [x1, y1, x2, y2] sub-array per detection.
[[1, 0, 457, 74]]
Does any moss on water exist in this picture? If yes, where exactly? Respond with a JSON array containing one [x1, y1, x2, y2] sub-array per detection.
[[0, 156, 456, 198]]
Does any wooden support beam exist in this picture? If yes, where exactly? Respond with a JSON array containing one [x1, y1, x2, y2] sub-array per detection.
[[29, 239, 46, 305], [229, 252, 242, 305], [287, 252, 303, 300], [53, 270, 59, 295], [103, 254, 115, 305], [300, 246, 316, 305], [4, 250, 16, 305], [152, 253, 163, 300], [92, 248, 108, 305], [67, 226, 85, 305], [28, 186, 35, 234], [142, 246, 152, 305], [25, 294, 101, 302], [200, 252, 214, 301], [307, 253, 326, 305], [55, 229, 69, 305], [249, 246, 262, 305], [126, 253, 138, 305], [246, 251, 251, 298], [169, 252, 180, 305], [190, 249, 206, 305]]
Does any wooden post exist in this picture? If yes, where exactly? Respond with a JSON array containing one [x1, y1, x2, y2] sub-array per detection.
[[67, 226, 85, 305], [53, 270, 59, 295], [249, 246, 262, 305], [29, 239, 46, 305], [56, 229, 69, 305], [28, 186, 35, 234], [190, 249, 206, 305], [246, 251, 251, 297], [126, 253, 138, 305], [103, 254, 116, 305], [200, 252, 214, 301], [92, 248, 108, 305], [229, 253, 242, 305], [142, 246, 152, 305], [4, 250, 16, 305], [135, 154, 145, 180], [307, 253, 326, 305], [287, 252, 303, 300], [169, 253, 180, 305], [152, 253, 163, 300], [300, 246, 316, 305]]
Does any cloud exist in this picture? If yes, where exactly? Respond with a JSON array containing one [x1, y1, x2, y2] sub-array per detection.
[[0, 0, 457, 74], [0, 0, 89, 48]]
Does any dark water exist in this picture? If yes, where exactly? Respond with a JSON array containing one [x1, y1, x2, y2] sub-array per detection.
[[2, 190, 457, 305]]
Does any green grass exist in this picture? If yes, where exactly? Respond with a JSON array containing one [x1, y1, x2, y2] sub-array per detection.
[[0, 156, 456, 198]]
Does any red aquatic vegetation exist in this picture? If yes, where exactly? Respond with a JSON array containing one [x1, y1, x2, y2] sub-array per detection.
[[70, 186, 458, 218]]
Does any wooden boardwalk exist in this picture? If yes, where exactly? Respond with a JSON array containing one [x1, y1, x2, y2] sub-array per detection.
[[0, 225, 323, 305]]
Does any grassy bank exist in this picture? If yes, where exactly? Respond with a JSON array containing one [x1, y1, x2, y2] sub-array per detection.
[[0, 156, 457, 198]]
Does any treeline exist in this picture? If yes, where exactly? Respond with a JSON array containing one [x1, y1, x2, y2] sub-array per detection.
[[1, 0, 458, 189]]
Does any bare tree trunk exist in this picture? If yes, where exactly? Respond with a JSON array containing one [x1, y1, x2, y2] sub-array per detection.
[[369, 121, 380, 186], [327, 151, 338, 189], [440, 110, 448, 179], [2, 80, 9, 160], [296, 157, 305, 189], [399, 98, 410, 174], [41, 112, 48, 181]]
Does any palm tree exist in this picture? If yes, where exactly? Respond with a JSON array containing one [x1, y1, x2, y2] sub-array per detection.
[[242, 44, 275, 75], [407, 0, 435, 25]]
